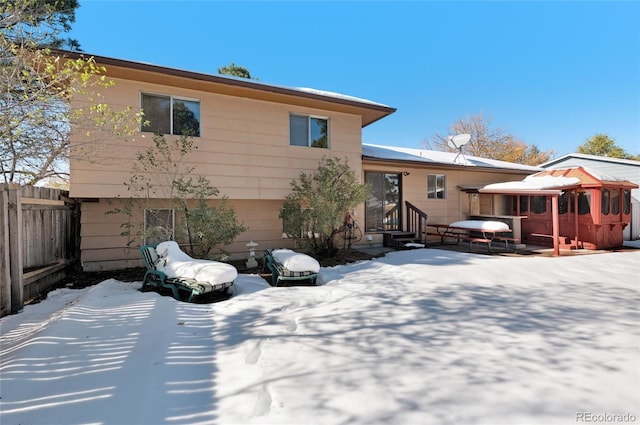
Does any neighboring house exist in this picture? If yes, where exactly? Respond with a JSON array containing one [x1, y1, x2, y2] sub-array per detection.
[[540, 153, 640, 240], [66, 50, 543, 271]]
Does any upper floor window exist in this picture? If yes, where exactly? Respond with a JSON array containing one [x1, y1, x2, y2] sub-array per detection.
[[141, 93, 201, 137], [427, 174, 446, 199], [290, 114, 329, 148]]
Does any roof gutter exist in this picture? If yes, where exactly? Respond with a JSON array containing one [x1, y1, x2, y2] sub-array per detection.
[[478, 188, 565, 195], [52, 49, 397, 122], [362, 155, 539, 175]]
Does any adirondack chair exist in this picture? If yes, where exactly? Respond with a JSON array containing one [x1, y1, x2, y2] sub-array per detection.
[[139, 241, 237, 302], [264, 249, 320, 286]]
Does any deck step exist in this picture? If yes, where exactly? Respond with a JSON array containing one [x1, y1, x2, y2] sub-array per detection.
[[383, 231, 422, 248], [526, 233, 569, 246], [559, 244, 578, 250]]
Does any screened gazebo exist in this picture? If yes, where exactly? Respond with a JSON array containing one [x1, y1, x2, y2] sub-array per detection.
[[479, 167, 638, 255]]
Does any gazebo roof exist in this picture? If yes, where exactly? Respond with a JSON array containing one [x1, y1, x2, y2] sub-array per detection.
[[479, 166, 638, 195]]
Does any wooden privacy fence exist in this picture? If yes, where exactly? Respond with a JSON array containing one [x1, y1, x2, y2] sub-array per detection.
[[0, 184, 80, 317]]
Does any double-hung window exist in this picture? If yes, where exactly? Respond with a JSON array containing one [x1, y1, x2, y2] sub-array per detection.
[[141, 93, 201, 137], [427, 174, 446, 199], [290, 114, 329, 148]]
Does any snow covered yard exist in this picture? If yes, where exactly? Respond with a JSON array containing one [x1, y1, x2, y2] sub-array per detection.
[[1, 247, 639, 425]]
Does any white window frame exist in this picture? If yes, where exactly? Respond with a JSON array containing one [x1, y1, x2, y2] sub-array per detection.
[[427, 174, 446, 199]]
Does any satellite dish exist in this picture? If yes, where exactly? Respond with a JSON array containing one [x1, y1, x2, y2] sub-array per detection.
[[447, 133, 471, 150], [447, 133, 471, 164]]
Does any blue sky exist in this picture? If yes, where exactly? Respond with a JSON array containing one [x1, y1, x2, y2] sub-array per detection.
[[69, 1, 640, 157]]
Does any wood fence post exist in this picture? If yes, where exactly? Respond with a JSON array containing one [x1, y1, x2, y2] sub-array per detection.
[[7, 184, 24, 313], [0, 187, 11, 316]]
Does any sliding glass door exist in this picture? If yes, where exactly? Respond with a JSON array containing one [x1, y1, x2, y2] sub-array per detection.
[[365, 172, 400, 232]]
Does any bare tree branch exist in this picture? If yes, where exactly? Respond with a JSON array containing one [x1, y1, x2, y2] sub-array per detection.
[[424, 112, 555, 165]]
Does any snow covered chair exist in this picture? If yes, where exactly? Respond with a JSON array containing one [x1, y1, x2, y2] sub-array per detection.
[[264, 248, 320, 287], [140, 241, 237, 302]]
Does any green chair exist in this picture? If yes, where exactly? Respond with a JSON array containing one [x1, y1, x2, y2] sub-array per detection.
[[264, 249, 319, 287], [139, 244, 235, 302]]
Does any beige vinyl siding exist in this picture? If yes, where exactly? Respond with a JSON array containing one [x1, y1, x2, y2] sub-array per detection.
[[70, 78, 362, 200], [363, 162, 533, 227], [67, 56, 394, 271], [80, 198, 298, 271]]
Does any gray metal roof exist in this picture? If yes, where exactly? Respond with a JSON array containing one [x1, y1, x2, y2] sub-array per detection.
[[363, 144, 541, 173], [541, 153, 640, 168]]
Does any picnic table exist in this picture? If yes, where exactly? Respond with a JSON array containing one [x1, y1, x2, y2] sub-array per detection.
[[427, 220, 514, 251]]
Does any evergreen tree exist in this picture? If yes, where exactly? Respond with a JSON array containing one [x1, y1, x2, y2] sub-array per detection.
[[1, 0, 81, 50], [218, 62, 257, 80]]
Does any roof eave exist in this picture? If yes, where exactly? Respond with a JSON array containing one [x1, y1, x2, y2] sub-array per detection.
[[52, 49, 397, 126], [541, 153, 640, 168], [362, 155, 538, 174], [478, 188, 565, 195]]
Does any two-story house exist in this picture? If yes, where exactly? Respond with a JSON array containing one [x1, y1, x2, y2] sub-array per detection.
[[66, 51, 545, 271], [66, 51, 396, 271]]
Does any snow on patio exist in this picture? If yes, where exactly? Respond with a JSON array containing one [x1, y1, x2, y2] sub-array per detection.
[[1, 246, 639, 425]]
